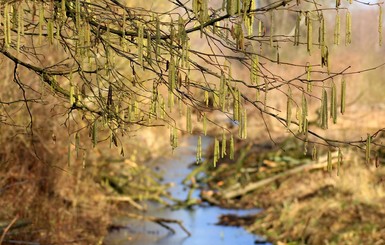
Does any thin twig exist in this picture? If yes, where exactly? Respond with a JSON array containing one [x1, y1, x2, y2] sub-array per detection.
[[0, 214, 19, 244], [222, 152, 339, 199], [125, 213, 191, 236]]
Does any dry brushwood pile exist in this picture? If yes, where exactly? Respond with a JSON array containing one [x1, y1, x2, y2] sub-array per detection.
[[197, 137, 385, 245]]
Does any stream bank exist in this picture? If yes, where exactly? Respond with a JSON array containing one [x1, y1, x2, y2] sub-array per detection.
[[104, 136, 270, 245], [199, 137, 385, 244]]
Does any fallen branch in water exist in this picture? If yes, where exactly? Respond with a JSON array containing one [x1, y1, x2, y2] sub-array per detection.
[[152, 217, 191, 236], [105, 195, 146, 211], [125, 213, 191, 236], [221, 152, 340, 199], [200, 190, 221, 206]]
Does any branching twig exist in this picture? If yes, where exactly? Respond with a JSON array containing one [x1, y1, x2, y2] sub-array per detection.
[[0, 214, 19, 244], [221, 152, 340, 199], [125, 213, 191, 236]]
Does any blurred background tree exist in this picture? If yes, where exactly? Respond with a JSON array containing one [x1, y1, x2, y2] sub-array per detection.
[[0, 0, 384, 160], [1, 1, 385, 244]]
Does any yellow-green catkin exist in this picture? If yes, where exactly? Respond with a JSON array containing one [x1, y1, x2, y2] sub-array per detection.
[[303, 139, 308, 155], [75, 132, 80, 159], [320, 16, 327, 68], [186, 107, 192, 133], [137, 22, 144, 68], [245, 0, 255, 36], [146, 32, 152, 65], [246, 15, 253, 37], [193, 0, 208, 22], [239, 108, 247, 139], [4, 3, 10, 48], [302, 92, 308, 133], [168, 60, 176, 108], [233, 89, 240, 121], [237, 89, 242, 119], [326, 46, 331, 75], [341, 77, 346, 114], [345, 11, 352, 45], [47, 19, 54, 45], [276, 46, 280, 64], [155, 15, 161, 60], [337, 148, 342, 176], [17, 4, 23, 52], [321, 88, 328, 129], [327, 149, 332, 172], [92, 120, 97, 148], [82, 151, 87, 168], [75, 0, 81, 29], [264, 79, 269, 111], [312, 145, 317, 161], [170, 126, 178, 150], [319, 15, 324, 49], [196, 136, 202, 164], [294, 12, 301, 46], [379, 5, 383, 46], [213, 91, 220, 108], [286, 87, 292, 128], [307, 64, 312, 92], [69, 82, 75, 106], [251, 54, 259, 85], [258, 20, 263, 37], [226, 0, 239, 16], [159, 95, 165, 119], [302, 92, 308, 119], [39, 3, 44, 44], [61, 0, 67, 19], [230, 134, 235, 160], [296, 107, 303, 133], [221, 131, 227, 158], [306, 13, 312, 54], [134, 100, 140, 118], [366, 133, 371, 164], [213, 137, 220, 167], [180, 30, 188, 66], [331, 82, 337, 124], [204, 90, 209, 106], [334, 11, 340, 45]]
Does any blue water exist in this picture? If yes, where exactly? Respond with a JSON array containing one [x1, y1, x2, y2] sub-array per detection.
[[105, 136, 270, 245]]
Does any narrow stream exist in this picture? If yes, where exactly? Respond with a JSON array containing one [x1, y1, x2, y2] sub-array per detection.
[[105, 136, 270, 245]]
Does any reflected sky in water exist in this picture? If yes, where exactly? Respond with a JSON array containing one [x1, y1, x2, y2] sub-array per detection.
[[105, 137, 270, 245]]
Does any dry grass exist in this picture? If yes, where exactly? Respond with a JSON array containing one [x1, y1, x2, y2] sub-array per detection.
[[0, 91, 172, 245], [0, 120, 112, 244], [245, 150, 385, 245], [202, 131, 385, 244]]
